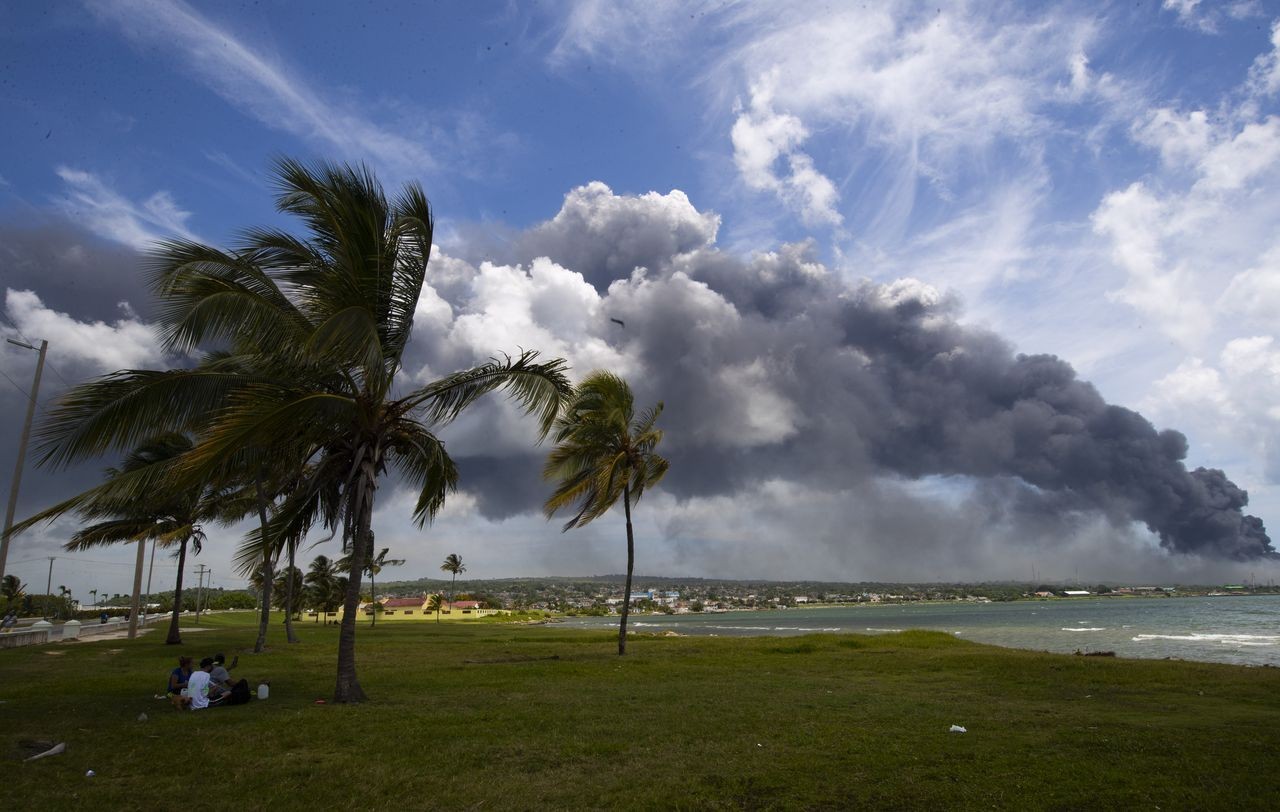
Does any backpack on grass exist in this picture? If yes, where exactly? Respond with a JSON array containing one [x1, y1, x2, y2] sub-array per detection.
[[228, 678, 251, 705]]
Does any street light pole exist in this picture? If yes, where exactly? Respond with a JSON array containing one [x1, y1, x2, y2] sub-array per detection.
[[0, 338, 48, 582]]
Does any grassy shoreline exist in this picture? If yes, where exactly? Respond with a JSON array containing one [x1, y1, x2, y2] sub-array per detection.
[[4, 612, 1280, 809]]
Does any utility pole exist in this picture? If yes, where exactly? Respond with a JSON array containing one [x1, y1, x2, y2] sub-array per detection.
[[0, 338, 48, 583], [43, 556, 54, 619], [194, 564, 209, 624]]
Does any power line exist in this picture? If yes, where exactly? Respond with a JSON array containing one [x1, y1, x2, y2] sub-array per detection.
[[0, 366, 34, 401], [2, 319, 75, 389]]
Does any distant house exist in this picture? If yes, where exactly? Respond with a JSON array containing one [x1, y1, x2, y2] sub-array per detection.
[[377, 597, 424, 617], [341, 596, 505, 622], [441, 600, 484, 616]]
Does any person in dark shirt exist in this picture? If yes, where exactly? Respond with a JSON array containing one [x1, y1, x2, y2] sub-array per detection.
[[166, 656, 193, 709]]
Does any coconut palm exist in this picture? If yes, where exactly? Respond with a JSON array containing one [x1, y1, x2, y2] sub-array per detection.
[[28, 159, 571, 702], [426, 592, 445, 623], [340, 543, 404, 627], [543, 372, 668, 655], [11, 433, 219, 643], [272, 565, 304, 619], [305, 554, 339, 623], [2, 574, 25, 612], [440, 553, 466, 608]]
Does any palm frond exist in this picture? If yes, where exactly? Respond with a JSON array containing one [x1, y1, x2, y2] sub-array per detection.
[[405, 351, 572, 437]]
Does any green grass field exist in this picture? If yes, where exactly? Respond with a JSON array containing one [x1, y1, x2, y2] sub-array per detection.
[[4, 612, 1280, 809]]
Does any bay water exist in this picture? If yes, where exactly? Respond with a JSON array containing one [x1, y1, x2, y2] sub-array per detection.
[[558, 594, 1280, 666]]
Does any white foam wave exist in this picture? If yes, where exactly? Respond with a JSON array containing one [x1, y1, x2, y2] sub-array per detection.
[[1062, 627, 1106, 632], [773, 626, 843, 632], [865, 627, 904, 632], [1132, 633, 1280, 646]]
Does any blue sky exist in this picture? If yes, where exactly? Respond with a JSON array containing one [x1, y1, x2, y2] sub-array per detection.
[[3, 0, 1280, 598]]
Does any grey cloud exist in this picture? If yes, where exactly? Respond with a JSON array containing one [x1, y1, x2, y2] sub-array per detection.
[[434, 183, 1272, 561], [0, 218, 154, 321], [511, 182, 718, 291]]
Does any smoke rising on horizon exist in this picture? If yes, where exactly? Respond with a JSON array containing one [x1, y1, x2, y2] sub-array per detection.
[[1, 181, 1273, 575], [433, 182, 1274, 562]]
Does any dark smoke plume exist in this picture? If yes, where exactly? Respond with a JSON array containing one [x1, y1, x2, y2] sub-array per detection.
[[436, 184, 1273, 561]]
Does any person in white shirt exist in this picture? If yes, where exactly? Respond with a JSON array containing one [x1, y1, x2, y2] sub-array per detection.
[[186, 657, 215, 710]]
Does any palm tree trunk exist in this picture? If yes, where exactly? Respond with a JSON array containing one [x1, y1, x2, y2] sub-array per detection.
[[370, 570, 376, 627], [334, 465, 373, 703], [619, 483, 634, 656], [165, 537, 188, 645], [284, 540, 299, 643], [253, 485, 273, 653]]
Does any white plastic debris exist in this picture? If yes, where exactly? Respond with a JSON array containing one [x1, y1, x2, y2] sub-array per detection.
[[24, 742, 66, 762], [86, 770, 95, 777], [949, 725, 967, 733]]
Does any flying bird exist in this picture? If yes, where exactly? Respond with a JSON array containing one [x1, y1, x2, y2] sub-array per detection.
[[610, 317, 625, 328]]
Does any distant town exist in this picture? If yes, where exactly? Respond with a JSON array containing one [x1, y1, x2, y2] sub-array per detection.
[[347, 575, 1280, 616], [72, 575, 1280, 619]]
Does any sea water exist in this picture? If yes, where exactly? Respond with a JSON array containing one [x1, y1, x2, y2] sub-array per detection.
[[558, 594, 1280, 666]]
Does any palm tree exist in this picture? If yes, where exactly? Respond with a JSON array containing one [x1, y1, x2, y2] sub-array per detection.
[[57, 585, 71, 619], [426, 592, 445, 623], [11, 434, 220, 643], [543, 372, 668, 655], [272, 565, 305, 619], [2, 574, 25, 612], [89, 588, 98, 608], [28, 159, 570, 701], [340, 544, 404, 627], [305, 555, 339, 623], [440, 553, 466, 609]]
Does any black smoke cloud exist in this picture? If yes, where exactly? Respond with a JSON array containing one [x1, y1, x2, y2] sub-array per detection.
[[429, 184, 1273, 561]]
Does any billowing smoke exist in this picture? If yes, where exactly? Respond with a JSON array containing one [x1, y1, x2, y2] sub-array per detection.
[[424, 183, 1273, 561]]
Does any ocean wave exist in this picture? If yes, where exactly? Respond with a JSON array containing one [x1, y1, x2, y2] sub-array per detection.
[[1132, 633, 1280, 646], [773, 626, 843, 632], [1062, 627, 1106, 632], [865, 627, 904, 632]]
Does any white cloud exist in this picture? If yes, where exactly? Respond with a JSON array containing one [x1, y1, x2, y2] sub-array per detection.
[[52, 167, 198, 250], [85, 0, 435, 176], [3, 288, 163, 372], [730, 72, 842, 226], [1163, 0, 1265, 34], [1132, 108, 1214, 168], [1249, 20, 1280, 96], [1145, 336, 1280, 487]]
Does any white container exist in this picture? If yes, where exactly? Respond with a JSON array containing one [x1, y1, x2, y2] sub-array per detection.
[[257, 683, 269, 700]]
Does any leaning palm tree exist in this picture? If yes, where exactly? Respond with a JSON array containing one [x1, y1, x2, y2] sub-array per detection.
[[426, 592, 445, 623], [544, 372, 668, 655], [28, 159, 572, 702], [11, 433, 219, 643], [440, 553, 466, 608]]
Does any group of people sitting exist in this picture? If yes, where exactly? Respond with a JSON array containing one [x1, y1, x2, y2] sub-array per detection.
[[166, 653, 252, 710]]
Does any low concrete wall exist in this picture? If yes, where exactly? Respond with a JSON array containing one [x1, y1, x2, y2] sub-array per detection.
[[0, 628, 50, 648]]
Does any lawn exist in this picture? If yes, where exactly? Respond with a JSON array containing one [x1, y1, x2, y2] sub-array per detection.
[[3, 612, 1280, 809]]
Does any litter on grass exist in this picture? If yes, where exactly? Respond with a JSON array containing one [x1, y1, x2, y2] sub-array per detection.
[[949, 725, 967, 734], [24, 742, 66, 762]]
